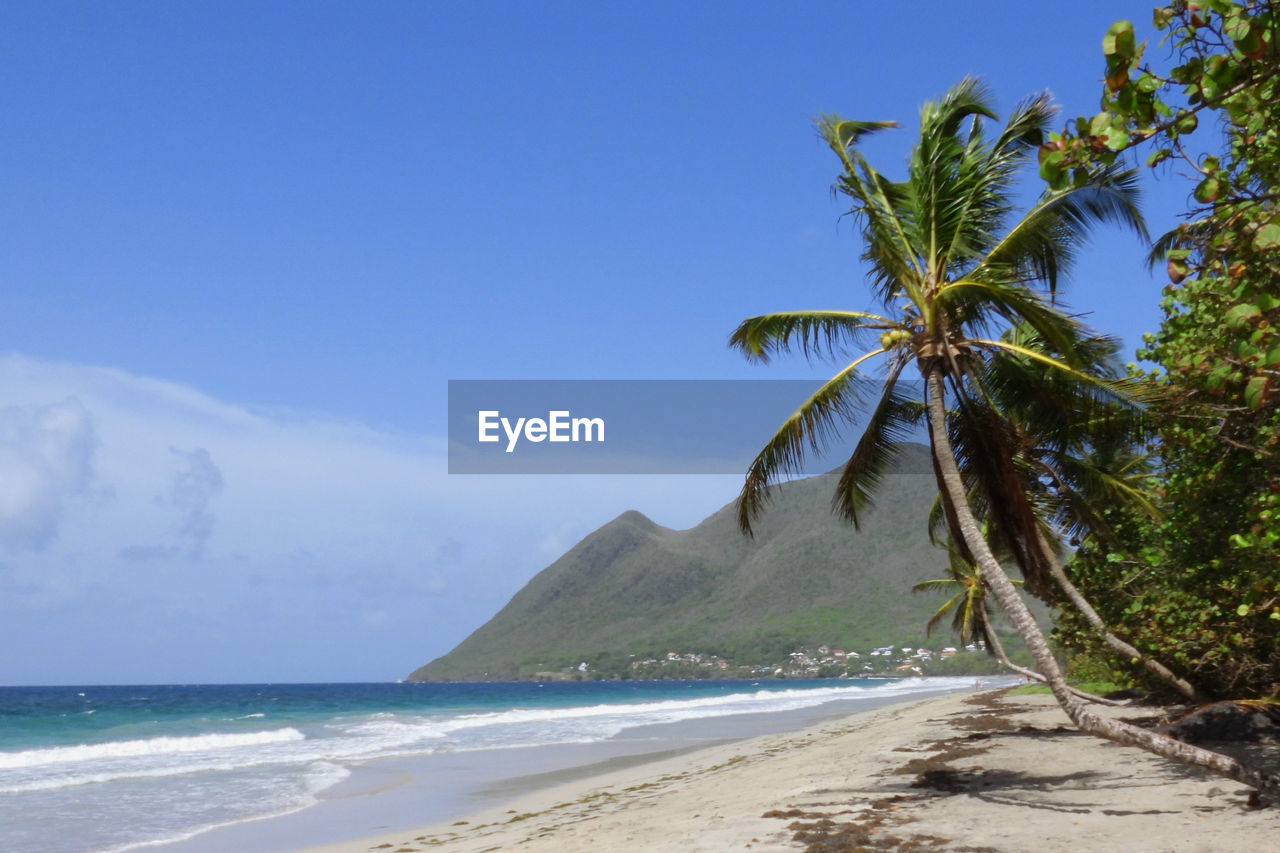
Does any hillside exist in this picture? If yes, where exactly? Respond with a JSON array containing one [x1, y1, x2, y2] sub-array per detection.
[[409, 443, 962, 681]]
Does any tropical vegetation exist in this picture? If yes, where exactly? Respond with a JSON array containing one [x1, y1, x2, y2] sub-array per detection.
[[1047, 0, 1280, 702], [731, 76, 1280, 794]]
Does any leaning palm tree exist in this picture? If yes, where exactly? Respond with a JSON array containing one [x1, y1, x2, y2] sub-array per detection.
[[731, 79, 1279, 795]]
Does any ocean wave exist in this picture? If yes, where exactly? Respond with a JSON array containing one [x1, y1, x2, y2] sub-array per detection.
[[0, 678, 976, 798], [94, 761, 352, 853], [415, 676, 961, 735], [333, 677, 973, 756], [0, 728, 305, 770]]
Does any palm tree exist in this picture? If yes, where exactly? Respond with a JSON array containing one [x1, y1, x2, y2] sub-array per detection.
[[915, 538, 1122, 706], [915, 543, 996, 647], [731, 79, 1279, 796], [945, 326, 1206, 701]]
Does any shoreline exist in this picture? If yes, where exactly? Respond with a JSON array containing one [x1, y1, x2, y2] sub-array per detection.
[[151, 681, 982, 853], [301, 688, 1279, 853]]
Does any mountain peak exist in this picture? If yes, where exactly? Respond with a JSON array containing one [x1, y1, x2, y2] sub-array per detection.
[[611, 509, 657, 529], [408, 442, 946, 682]]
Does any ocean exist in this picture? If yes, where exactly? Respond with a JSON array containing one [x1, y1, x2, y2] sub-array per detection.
[[0, 677, 987, 852]]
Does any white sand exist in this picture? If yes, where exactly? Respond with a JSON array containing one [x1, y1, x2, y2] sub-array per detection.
[[302, 689, 1279, 853]]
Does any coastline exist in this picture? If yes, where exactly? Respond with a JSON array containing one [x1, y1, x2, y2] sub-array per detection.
[[147, 680, 979, 853], [301, 688, 1279, 853]]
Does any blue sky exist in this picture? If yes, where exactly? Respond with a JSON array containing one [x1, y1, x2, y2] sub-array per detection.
[[0, 2, 1191, 683]]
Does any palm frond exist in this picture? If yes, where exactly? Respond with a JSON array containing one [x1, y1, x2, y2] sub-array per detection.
[[950, 391, 1057, 600], [918, 76, 997, 143], [816, 114, 927, 301], [938, 278, 1086, 357], [817, 117, 899, 149], [924, 589, 969, 636], [973, 166, 1147, 298], [929, 90, 1054, 279], [911, 80, 1001, 278], [737, 349, 886, 534], [990, 91, 1053, 153], [1145, 217, 1212, 268], [830, 358, 920, 527], [970, 338, 1134, 397], [1048, 452, 1161, 520], [913, 578, 961, 591], [728, 310, 894, 363], [927, 492, 950, 546]]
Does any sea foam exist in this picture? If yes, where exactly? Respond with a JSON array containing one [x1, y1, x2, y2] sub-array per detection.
[[0, 728, 305, 770]]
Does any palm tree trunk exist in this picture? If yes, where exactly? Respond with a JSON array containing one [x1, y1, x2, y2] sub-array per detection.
[[924, 369, 1280, 798], [982, 627, 1124, 706], [1032, 528, 1207, 703]]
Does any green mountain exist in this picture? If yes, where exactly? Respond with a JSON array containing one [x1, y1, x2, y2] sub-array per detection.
[[409, 444, 958, 681]]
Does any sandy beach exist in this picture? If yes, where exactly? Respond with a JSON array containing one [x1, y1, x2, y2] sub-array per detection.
[[303, 688, 1278, 853]]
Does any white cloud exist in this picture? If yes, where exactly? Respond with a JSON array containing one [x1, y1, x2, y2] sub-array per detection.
[[0, 353, 743, 682], [0, 397, 100, 553]]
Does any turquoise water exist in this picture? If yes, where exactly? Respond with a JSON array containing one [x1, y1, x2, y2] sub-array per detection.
[[0, 678, 977, 852]]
